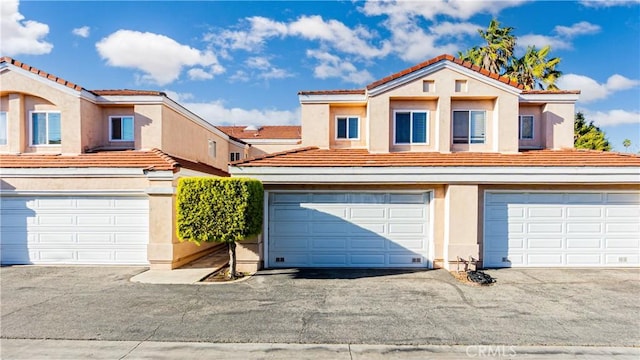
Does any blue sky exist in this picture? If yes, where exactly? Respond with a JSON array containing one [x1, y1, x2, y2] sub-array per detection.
[[2, 0, 639, 151]]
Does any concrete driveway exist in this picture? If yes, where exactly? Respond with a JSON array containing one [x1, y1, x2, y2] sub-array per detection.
[[1, 266, 638, 346]]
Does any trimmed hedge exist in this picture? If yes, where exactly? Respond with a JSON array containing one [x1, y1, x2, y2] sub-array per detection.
[[176, 177, 263, 245]]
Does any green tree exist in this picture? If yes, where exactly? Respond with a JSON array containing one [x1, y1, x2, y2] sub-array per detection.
[[622, 139, 631, 152], [459, 19, 562, 90], [176, 177, 263, 279], [574, 112, 611, 151]]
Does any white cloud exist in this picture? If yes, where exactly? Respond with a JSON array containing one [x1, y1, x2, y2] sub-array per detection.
[[554, 21, 600, 37], [518, 34, 572, 50], [557, 73, 639, 103], [96, 30, 224, 85], [175, 98, 300, 127], [208, 16, 287, 53], [580, 0, 640, 8], [72, 26, 90, 38], [229, 70, 250, 83], [187, 68, 214, 81], [241, 57, 293, 80], [0, 0, 52, 56], [246, 57, 271, 70], [583, 109, 640, 126], [306, 50, 374, 84], [360, 0, 525, 21]]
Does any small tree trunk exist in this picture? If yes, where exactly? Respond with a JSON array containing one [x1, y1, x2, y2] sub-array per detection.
[[228, 241, 237, 279]]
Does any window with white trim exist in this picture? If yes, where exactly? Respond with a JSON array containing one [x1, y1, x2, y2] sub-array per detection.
[[453, 110, 485, 144], [0, 112, 7, 145], [394, 110, 428, 144], [336, 116, 359, 139], [30, 111, 61, 145], [519, 115, 534, 140], [109, 116, 134, 141], [230, 152, 241, 162]]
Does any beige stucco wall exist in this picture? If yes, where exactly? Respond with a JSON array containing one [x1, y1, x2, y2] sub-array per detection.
[[543, 103, 575, 149], [160, 105, 231, 171], [444, 184, 480, 269], [79, 99, 105, 151], [301, 103, 330, 149]]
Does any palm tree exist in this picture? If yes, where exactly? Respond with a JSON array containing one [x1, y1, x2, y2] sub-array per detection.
[[459, 19, 515, 74], [506, 45, 562, 90], [623, 139, 631, 152]]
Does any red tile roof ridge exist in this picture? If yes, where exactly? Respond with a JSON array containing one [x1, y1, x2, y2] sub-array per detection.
[[365, 54, 525, 91], [1, 56, 83, 92], [522, 90, 581, 94], [149, 148, 180, 169], [218, 125, 302, 140], [91, 89, 166, 96], [298, 89, 366, 95], [231, 146, 319, 165]]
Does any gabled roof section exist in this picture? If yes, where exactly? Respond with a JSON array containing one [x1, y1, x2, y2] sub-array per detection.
[[367, 54, 524, 94], [231, 148, 640, 168], [0, 148, 229, 176], [218, 125, 301, 140], [1, 56, 84, 92]]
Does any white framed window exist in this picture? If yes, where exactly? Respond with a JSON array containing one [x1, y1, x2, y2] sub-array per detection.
[[230, 152, 241, 162], [109, 116, 134, 141], [453, 110, 486, 144], [30, 111, 61, 145], [336, 116, 359, 140], [394, 110, 428, 144], [519, 115, 534, 140], [0, 111, 7, 145]]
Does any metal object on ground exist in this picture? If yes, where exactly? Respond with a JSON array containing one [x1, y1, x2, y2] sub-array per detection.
[[466, 270, 496, 285]]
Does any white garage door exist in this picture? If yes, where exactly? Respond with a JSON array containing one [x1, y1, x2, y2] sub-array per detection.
[[484, 191, 640, 268], [1, 195, 149, 265], [268, 192, 430, 268]]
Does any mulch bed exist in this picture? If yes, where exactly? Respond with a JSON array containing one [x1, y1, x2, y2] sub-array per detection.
[[201, 265, 248, 283]]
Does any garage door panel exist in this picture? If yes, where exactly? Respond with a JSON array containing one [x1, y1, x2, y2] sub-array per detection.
[[567, 207, 602, 218], [268, 192, 430, 268], [527, 238, 563, 249], [484, 191, 639, 268], [39, 215, 74, 225], [350, 207, 385, 220], [38, 233, 75, 243], [350, 237, 385, 250], [567, 238, 602, 249], [77, 215, 113, 226], [567, 222, 602, 234], [528, 207, 563, 218], [606, 207, 640, 218], [528, 223, 563, 234], [38, 198, 74, 208]]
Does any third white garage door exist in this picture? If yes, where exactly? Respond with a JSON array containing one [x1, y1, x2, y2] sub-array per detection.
[[267, 192, 430, 268], [484, 191, 640, 267]]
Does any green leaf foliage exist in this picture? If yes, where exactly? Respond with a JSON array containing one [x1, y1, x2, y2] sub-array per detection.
[[574, 112, 611, 151], [176, 177, 264, 245]]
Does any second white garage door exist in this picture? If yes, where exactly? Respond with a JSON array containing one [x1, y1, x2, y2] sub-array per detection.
[[268, 192, 430, 268], [0, 195, 149, 265], [484, 191, 640, 267]]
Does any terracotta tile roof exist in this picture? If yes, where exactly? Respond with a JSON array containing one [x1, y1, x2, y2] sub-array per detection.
[[298, 89, 366, 96], [521, 90, 581, 94], [0, 149, 229, 176], [91, 89, 166, 96], [367, 54, 524, 90], [218, 126, 301, 140], [1, 56, 84, 92], [232, 148, 640, 168]]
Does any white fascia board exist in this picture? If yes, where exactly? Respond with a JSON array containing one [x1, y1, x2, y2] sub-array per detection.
[[4, 63, 85, 98], [243, 139, 301, 144], [229, 166, 640, 184], [94, 95, 164, 104], [0, 189, 148, 196], [519, 93, 580, 103], [298, 94, 367, 104], [1, 167, 148, 177], [368, 62, 522, 97]]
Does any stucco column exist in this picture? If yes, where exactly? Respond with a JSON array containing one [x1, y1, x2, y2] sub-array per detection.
[[8, 93, 25, 153], [146, 176, 176, 269], [437, 96, 451, 153], [235, 234, 263, 272], [495, 96, 519, 153], [444, 184, 480, 269], [368, 96, 390, 153]]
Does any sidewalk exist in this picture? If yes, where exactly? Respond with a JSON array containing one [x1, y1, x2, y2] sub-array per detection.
[[130, 247, 229, 284], [2, 339, 638, 359]]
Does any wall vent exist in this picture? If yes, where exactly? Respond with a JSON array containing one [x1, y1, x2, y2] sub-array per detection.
[[502, 257, 509, 262], [619, 257, 628, 263], [412, 258, 422, 263], [275, 257, 285, 263]]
